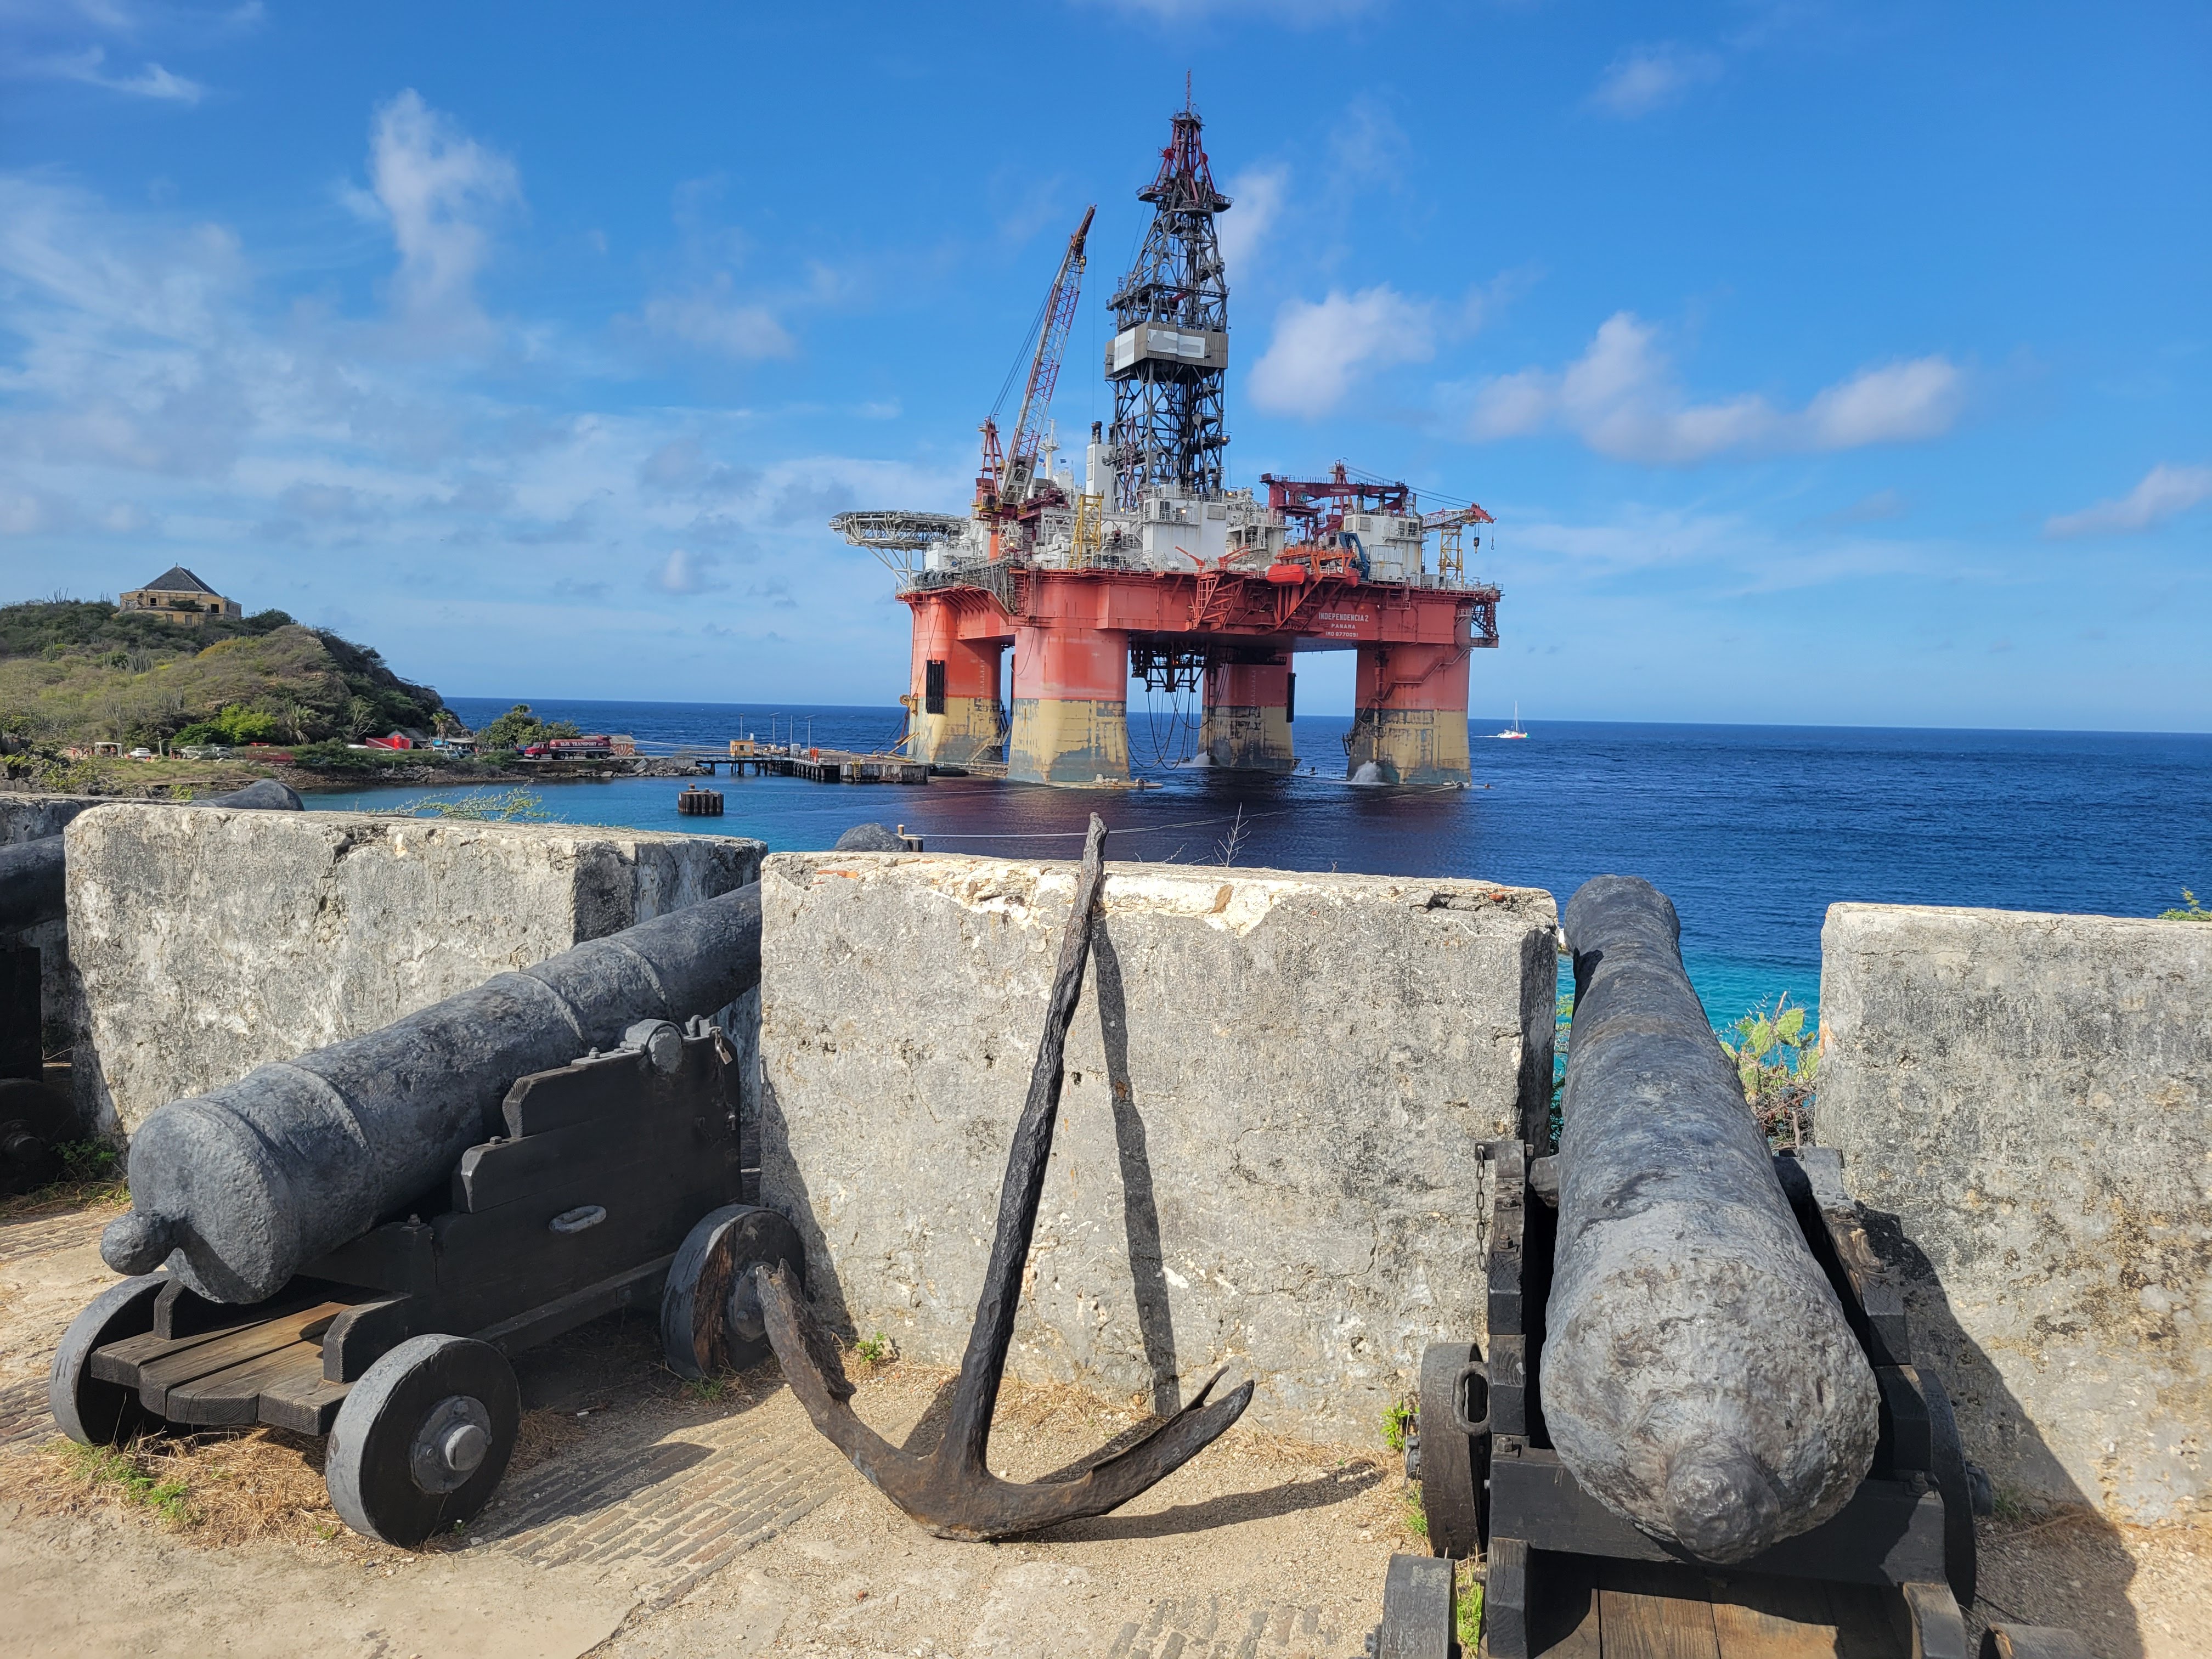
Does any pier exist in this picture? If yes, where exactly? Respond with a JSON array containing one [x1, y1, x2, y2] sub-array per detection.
[[680, 742, 930, 785]]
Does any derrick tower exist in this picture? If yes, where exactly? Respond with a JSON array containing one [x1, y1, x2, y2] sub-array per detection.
[[1106, 101, 1231, 509]]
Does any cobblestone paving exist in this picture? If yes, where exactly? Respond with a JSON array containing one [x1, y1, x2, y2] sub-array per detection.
[[476, 1404, 850, 1607]]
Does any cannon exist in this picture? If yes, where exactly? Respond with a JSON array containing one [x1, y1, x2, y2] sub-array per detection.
[[50, 878, 804, 1546], [1373, 876, 2088, 1659], [3, 782, 306, 1193]]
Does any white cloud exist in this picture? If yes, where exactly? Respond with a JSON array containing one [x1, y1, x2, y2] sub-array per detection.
[[0, 147, 958, 688], [640, 273, 796, 360], [1216, 164, 1286, 276], [1460, 313, 1963, 464], [32, 46, 205, 101], [1803, 357, 1964, 447], [1249, 286, 1436, 416], [2044, 462, 2212, 539], [358, 89, 520, 333], [1588, 42, 1723, 118]]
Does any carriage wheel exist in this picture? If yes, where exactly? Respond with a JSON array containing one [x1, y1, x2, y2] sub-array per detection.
[[1415, 1340, 1490, 1560], [326, 1334, 520, 1547], [661, 1204, 806, 1379], [49, 1275, 167, 1444]]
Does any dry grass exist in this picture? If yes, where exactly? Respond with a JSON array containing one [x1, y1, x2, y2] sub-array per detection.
[[510, 1407, 590, 1474], [0, 1182, 129, 1226], [14, 1427, 382, 1555]]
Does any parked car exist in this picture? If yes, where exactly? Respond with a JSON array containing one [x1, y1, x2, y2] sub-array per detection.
[[127, 747, 154, 760]]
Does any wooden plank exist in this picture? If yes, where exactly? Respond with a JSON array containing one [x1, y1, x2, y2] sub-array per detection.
[[91, 1293, 339, 1386], [129, 1302, 349, 1412], [1528, 1551, 1601, 1659], [1482, 1536, 1531, 1659], [1876, 1365, 1933, 1474], [1706, 1573, 1844, 1659], [501, 1037, 729, 1139], [1824, 1583, 1908, 1659], [471, 1255, 670, 1355], [1490, 1336, 1531, 1438], [456, 1115, 671, 1213], [1594, 1560, 1719, 1659], [161, 1340, 324, 1427], [258, 1368, 351, 1437]]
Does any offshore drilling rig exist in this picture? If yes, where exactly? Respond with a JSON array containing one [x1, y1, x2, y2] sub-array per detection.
[[832, 101, 1499, 787]]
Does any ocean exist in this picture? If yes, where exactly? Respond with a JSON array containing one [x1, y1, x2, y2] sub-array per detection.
[[309, 698, 2212, 1034]]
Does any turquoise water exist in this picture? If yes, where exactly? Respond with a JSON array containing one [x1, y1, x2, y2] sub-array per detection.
[[310, 699, 2212, 1035]]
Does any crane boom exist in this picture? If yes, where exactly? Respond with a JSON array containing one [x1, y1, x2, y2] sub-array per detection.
[[999, 205, 1096, 509]]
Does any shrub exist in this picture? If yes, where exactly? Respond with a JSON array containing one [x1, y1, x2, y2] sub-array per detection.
[[1720, 995, 1820, 1146], [172, 703, 281, 747], [2158, 889, 2211, 923]]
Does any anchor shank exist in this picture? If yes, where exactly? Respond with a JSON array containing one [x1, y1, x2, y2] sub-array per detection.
[[941, 813, 1110, 1475]]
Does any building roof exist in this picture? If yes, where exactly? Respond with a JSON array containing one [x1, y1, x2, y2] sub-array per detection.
[[134, 566, 223, 596]]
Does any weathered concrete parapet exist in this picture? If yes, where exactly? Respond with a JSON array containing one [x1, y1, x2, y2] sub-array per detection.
[[0, 792, 113, 847], [1819, 902, 2212, 1524], [757, 850, 1558, 1444], [67, 804, 764, 1135]]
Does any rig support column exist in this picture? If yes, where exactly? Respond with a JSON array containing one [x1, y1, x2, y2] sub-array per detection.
[[1008, 624, 1129, 786], [1347, 643, 1472, 786], [907, 597, 1005, 767], [1199, 653, 1296, 773]]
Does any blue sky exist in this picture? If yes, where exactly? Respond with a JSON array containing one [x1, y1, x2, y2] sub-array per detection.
[[2, 1, 2206, 729]]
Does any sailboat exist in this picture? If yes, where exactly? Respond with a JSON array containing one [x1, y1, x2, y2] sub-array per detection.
[[1492, 702, 1529, 740]]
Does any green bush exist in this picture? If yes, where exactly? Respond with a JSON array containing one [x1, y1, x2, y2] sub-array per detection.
[[172, 703, 281, 747], [476, 703, 580, 751], [1720, 995, 1820, 1145], [2159, 889, 2211, 923]]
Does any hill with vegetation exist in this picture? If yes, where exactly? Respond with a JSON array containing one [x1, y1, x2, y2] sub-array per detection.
[[0, 600, 449, 787]]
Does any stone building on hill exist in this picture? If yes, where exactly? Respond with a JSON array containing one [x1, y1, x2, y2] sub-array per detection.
[[117, 566, 242, 626]]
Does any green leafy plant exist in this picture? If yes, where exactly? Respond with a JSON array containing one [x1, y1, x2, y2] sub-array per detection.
[[1719, 994, 1820, 1146], [2159, 889, 2211, 923], [476, 703, 582, 751], [1380, 1397, 1417, 1454], [1456, 1562, 1485, 1651], [1402, 1485, 1429, 1541], [853, 1331, 895, 1368], [680, 1375, 727, 1403], [172, 703, 281, 747]]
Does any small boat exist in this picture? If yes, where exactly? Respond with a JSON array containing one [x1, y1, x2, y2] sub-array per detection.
[[1492, 702, 1529, 740]]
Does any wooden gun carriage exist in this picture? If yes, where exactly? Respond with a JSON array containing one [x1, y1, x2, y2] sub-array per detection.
[[52, 1017, 802, 1545], [50, 881, 803, 1547]]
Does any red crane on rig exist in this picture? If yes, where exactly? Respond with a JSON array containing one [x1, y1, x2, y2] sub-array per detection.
[[974, 205, 1096, 526]]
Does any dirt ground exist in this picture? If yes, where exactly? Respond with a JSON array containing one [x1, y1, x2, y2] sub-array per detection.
[[3, 1198, 2207, 1658]]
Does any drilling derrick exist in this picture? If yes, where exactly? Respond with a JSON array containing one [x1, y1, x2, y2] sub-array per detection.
[[1106, 104, 1231, 508], [832, 103, 1505, 791]]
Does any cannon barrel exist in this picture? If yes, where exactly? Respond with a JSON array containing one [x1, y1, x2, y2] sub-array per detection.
[[1, 783, 302, 934], [102, 881, 763, 1304], [1542, 875, 1878, 1564]]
